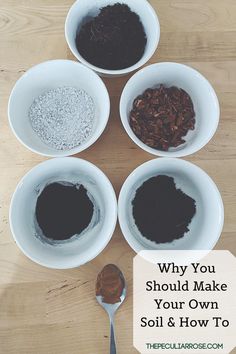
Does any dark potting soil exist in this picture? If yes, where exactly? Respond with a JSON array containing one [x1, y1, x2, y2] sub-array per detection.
[[35, 182, 94, 241], [76, 3, 147, 70], [132, 175, 196, 244]]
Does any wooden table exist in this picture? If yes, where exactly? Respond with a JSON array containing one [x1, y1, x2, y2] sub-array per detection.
[[0, 1, 235, 353]]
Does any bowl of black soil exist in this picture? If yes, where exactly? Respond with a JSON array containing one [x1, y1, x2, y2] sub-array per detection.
[[118, 158, 224, 252], [9, 158, 117, 269], [65, 0, 160, 77]]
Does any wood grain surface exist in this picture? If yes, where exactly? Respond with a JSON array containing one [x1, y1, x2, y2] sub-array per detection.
[[0, 1, 236, 353]]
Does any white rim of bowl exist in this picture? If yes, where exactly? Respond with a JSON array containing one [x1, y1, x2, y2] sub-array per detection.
[[9, 157, 118, 269], [119, 62, 220, 157], [8, 59, 110, 158], [65, 0, 160, 75], [118, 157, 224, 253]]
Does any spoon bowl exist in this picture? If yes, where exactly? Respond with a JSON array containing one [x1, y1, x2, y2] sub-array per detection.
[[96, 283, 126, 316]]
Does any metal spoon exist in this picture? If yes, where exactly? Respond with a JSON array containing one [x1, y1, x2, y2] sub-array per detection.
[[96, 267, 126, 354]]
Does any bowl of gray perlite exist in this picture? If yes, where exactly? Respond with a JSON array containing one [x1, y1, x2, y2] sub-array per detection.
[[8, 60, 110, 157]]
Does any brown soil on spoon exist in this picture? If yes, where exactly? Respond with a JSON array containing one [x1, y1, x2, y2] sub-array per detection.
[[96, 264, 125, 304]]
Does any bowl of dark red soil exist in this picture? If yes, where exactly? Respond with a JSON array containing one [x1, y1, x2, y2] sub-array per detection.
[[118, 158, 224, 253], [65, 0, 160, 77], [9, 157, 117, 269], [120, 62, 220, 157]]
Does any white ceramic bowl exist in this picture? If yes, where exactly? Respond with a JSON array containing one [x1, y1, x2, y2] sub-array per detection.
[[65, 0, 160, 77], [120, 62, 220, 157], [118, 158, 224, 253], [9, 157, 117, 269], [8, 60, 110, 157]]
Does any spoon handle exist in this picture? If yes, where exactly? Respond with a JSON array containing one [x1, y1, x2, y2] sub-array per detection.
[[110, 317, 116, 354]]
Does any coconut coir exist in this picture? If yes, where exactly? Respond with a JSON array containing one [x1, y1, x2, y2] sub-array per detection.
[[132, 175, 196, 243], [76, 3, 147, 70], [35, 182, 94, 241], [130, 85, 196, 151]]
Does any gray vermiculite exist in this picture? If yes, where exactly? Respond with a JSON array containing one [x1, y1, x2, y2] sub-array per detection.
[[29, 86, 95, 150]]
